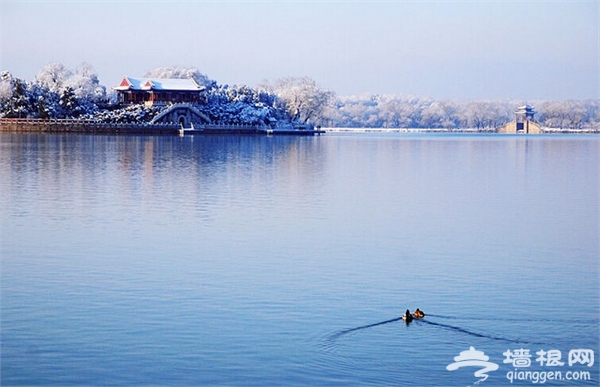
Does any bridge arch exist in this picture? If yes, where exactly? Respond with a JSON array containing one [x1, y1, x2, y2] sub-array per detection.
[[151, 103, 211, 126]]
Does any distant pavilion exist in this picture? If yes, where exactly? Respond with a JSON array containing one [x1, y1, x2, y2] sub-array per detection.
[[113, 77, 205, 107], [497, 104, 542, 134]]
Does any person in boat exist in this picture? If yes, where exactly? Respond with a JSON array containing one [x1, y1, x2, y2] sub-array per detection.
[[402, 309, 413, 322], [413, 308, 425, 319]]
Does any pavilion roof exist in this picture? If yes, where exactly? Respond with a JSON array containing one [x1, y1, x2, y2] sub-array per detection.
[[113, 77, 204, 91], [516, 104, 535, 112]]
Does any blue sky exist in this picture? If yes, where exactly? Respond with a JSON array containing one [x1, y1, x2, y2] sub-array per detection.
[[1, 0, 598, 100]]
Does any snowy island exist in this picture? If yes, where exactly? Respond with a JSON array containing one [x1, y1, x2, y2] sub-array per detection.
[[1, 63, 599, 134], [0, 65, 330, 135]]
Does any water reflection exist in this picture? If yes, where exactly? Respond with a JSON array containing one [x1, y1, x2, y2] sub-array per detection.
[[1, 133, 598, 386]]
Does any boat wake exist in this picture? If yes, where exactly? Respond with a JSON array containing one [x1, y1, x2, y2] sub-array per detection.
[[327, 315, 546, 345], [418, 319, 539, 345], [327, 317, 403, 340]]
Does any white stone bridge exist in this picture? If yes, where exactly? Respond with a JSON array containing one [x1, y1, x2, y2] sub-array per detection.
[[151, 103, 211, 127]]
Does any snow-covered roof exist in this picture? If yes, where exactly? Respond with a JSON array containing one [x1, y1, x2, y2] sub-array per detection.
[[516, 104, 535, 111], [515, 104, 536, 115], [113, 77, 203, 91]]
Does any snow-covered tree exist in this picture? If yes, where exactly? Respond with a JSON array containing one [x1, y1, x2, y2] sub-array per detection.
[[1, 77, 31, 118], [328, 94, 384, 127], [34, 62, 72, 94], [58, 87, 78, 116], [420, 101, 460, 128], [0, 71, 14, 107], [65, 62, 106, 103], [200, 83, 280, 125], [454, 101, 510, 130], [91, 104, 159, 123], [266, 77, 334, 125], [538, 100, 588, 129], [3, 62, 599, 130]]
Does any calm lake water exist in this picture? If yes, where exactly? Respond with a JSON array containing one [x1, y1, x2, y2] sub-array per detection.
[[1, 133, 598, 386]]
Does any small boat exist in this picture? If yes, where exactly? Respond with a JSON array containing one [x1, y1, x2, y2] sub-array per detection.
[[179, 122, 196, 135]]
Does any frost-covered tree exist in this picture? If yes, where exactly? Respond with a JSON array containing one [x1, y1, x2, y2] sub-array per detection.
[[32, 62, 104, 117], [92, 104, 159, 124], [462, 101, 510, 130], [3, 62, 599, 129], [266, 77, 334, 125], [0, 71, 14, 110], [59, 87, 78, 116], [420, 101, 460, 129], [329, 94, 384, 127], [1, 77, 31, 118], [66, 62, 106, 103], [34, 62, 72, 94], [378, 95, 422, 128], [323, 95, 519, 129], [25, 82, 60, 118], [538, 100, 588, 129], [36, 96, 51, 119], [201, 83, 280, 125]]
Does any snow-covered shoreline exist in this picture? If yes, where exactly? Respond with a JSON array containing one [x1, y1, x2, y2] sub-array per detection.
[[323, 127, 600, 134], [0, 118, 327, 136], [2, 65, 600, 131]]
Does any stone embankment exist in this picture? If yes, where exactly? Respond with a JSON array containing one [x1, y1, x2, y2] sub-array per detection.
[[0, 118, 325, 135], [0, 118, 181, 134]]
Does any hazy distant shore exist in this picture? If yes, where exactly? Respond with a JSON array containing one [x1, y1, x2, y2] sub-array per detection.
[[323, 127, 600, 134]]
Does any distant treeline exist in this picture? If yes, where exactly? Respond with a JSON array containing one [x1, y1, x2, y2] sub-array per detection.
[[324, 95, 600, 130], [1, 63, 598, 129]]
